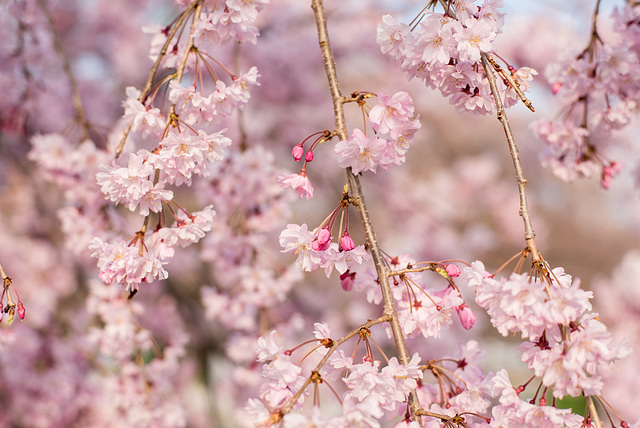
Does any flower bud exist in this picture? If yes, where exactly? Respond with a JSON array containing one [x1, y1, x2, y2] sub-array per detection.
[[17, 302, 25, 320], [316, 227, 331, 246], [456, 304, 477, 330], [312, 227, 331, 251], [305, 151, 314, 162], [292, 144, 304, 161], [445, 264, 461, 278], [340, 232, 355, 252]]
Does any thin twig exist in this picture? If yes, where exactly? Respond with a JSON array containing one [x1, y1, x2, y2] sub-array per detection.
[[278, 315, 390, 415], [587, 396, 603, 428], [484, 53, 535, 112], [310, 0, 423, 423], [480, 53, 541, 263], [36, 0, 91, 141], [116, 0, 202, 157], [164, 2, 204, 127]]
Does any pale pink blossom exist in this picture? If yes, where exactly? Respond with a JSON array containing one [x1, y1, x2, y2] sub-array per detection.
[[376, 14, 409, 59], [277, 171, 314, 199], [368, 91, 415, 135], [454, 18, 497, 63], [335, 128, 391, 173], [279, 223, 323, 272], [122, 86, 165, 136]]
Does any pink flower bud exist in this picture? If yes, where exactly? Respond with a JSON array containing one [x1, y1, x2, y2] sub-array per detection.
[[340, 270, 356, 291], [292, 144, 304, 161], [340, 232, 355, 252], [17, 302, 25, 320], [551, 82, 562, 95], [312, 227, 331, 251], [305, 151, 314, 162], [445, 264, 461, 277], [456, 304, 477, 330], [316, 227, 331, 246]]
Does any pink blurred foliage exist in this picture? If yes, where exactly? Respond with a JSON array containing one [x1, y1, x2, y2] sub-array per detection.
[[0, 0, 639, 427]]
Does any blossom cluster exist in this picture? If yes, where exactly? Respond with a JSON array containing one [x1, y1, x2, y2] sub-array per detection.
[[531, 5, 640, 186], [377, 1, 536, 115], [335, 91, 421, 173], [354, 254, 475, 339], [248, 325, 423, 427], [460, 261, 630, 399], [90, 1, 263, 291], [279, 223, 370, 278]]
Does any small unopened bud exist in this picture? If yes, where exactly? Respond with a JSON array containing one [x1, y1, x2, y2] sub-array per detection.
[[316, 227, 331, 245], [305, 151, 314, 162], [340, 232, 355, 252], [340, 270, 356, 291], [551, 82, 562, 95], [312, 227, 331, 251], [456, 304, 477, 330], [17, 302, 25, 320], [445, 264, 461, 277], [292, 144, 304, 161]]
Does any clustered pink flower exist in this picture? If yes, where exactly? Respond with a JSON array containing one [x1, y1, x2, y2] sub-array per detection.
[[529, 5, 640, 186], [277, 171, 314, 199], [460, 260, 630, 400], [279, 223, 371, 275], [335, 92, 421, 173], [377, 3, 536, 115], [89, 238, 168, 291]]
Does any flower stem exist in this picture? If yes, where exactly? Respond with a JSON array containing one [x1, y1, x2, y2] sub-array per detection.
[[310, 0, 423, 423], [480, 53, 542, 264]]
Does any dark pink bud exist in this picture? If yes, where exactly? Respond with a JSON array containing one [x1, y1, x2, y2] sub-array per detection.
[[316, 227, 331, 246], [445, 264, 461, 277], [551, 82, 562, 95], [292, 144, 304, 161], [305, 151, 314, 162], [312, 227, 331, 251], [17, 302, 25, 320], [340, 270, 356, 291], [340, 232, 355, 252], [456, 304, 477, 330]]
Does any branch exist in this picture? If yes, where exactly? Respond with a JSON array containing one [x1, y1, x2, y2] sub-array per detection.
[[115, 0, 202, 158], [36, 0, 91, 141], [278, 315, 390, 416], [480, 53, 541, 264], [310, 0, 423, 423]]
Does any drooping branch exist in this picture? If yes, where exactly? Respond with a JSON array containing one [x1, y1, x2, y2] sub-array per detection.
[[310, 0, 423, 422], [36, 0, 91, 141], [480, 53, 542, 264], [115, 0, 202, 157], [278, 315, 390, 416]]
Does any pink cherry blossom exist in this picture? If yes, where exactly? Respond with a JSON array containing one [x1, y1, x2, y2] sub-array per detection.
[[334, 128, 392, 173], [277, 170, 314, 199], [368, 91, 415, 135]]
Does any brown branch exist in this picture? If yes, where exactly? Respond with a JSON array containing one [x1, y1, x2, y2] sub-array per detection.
[[278, 315, 390, 415], [116, 0, 202, 158], [483, 53, 535, 112], [310, 0, 423, 423], [36, 0, 91, 141], [480, 53, 541, 263]]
